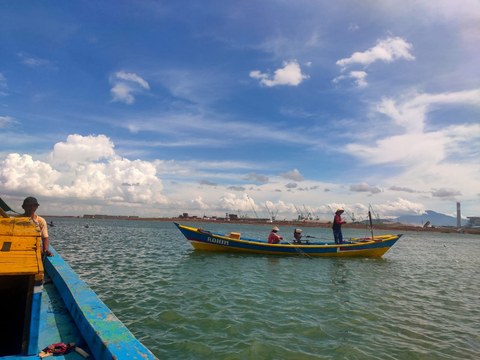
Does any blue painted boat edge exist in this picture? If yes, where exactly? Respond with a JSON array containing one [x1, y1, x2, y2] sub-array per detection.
[[27, 284, 43, 355], [44, 247, 157, 360]]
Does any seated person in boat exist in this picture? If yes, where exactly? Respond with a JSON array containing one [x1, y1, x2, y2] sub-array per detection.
[[293, 228, 302, 243], [332, 209, 347, 244], [21, 197, 53, 257], [268, 226, 283, 244]]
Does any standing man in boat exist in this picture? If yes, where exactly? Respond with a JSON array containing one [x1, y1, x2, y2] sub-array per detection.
[[268, 226, 283, 244], [21, 197, 53, 257], [332, 209, 347, 244]]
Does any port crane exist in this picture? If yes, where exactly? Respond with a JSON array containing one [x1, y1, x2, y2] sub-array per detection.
[[237, 209, 247, 219], [303, 205, 312, 220], [294, 205, 305, 221], [308, 206, 320, 220], [246, 195, 259, 219], [265, 203, 279, 222], [327, 205, 336, 216], [368, 204, 381, 224], [342, 207, 356, 222]]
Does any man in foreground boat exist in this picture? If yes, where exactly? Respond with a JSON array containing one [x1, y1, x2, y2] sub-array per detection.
[[21, 196, 53, 257], [268, 226, 283, 244]]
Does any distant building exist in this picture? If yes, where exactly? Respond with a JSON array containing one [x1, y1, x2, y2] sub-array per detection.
[[466, 217, 480, 228], [83, 214, 128, 219], [243, 217, 271, 222]]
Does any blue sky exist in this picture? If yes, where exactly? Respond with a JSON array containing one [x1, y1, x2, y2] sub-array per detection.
[[1, 1, 479, 219]]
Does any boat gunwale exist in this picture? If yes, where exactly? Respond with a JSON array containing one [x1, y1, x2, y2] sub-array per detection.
[[44, 247, 157, 360]]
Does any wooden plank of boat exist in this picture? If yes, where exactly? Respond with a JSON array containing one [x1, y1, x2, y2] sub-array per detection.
[[0, 217, 44, 356], [174, 222, 402, 258]]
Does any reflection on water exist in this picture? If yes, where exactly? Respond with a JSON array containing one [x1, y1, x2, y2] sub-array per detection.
[[330, 260, 349, 286], [47, 219, 480, 360]]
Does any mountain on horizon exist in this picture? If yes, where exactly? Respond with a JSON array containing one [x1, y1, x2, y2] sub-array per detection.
[[396, 210, 467, 227]]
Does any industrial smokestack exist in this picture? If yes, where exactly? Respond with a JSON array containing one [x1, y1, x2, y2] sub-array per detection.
[[457, 202, 461, 228]]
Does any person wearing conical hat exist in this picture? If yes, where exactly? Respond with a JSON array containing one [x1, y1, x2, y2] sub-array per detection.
[[268, 226, 283, 244], [332, 208, 347, 244]]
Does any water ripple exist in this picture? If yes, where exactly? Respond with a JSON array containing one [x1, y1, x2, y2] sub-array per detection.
[[47, 219, 480, 359]]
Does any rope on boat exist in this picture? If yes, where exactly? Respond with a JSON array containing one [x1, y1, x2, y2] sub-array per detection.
[[305, 235, 332, 240], [282, 238, 311, 258]]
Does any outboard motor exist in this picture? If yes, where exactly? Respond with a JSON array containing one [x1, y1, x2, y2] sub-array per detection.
[[293, 229, 302, 244]]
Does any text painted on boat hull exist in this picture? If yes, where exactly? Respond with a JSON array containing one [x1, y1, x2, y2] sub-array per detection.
[[207, 237, 229, 246]]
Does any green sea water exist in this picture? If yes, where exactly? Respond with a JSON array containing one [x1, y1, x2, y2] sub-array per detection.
[[46, 219, 479, 360]]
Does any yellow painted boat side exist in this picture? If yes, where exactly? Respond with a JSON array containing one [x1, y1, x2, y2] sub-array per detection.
[[0, 217, 44, 276], [189, 240, 389, 257]]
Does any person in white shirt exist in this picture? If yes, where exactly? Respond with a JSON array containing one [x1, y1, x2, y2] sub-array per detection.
[[21, 197, 53, 257]]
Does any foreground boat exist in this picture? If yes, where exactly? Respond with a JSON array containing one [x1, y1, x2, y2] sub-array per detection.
[[0, 216, 157, 359], [175, 222, 402, 257]]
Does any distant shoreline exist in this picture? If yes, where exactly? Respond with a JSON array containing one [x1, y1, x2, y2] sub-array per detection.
[[43, 215, 480, 235]]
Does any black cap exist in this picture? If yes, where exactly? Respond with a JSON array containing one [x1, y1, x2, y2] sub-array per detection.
[[23, 197, 39, 207]]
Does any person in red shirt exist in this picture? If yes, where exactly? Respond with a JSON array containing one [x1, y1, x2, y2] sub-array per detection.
[[332, 209, 347, 244], [268, 227, 283, 244], [293, 229, 302, 244]]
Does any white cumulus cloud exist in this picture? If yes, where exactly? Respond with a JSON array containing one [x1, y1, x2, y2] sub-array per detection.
[[347, 89, 480, 165], [350, 182, 381, 194], [345, 89, 480, 203], [190, 196, 210, 210], [0, 134, 166, 205], [65, 157, 165, 204], [17, 52, 54, 68], [336, 37, 415, 70], [110, 71, 150, 104], [115, 71, 150, 89], [243, 172, 269, 183], [48, 134, 115, 166], [0, 116, 18, 128], [218, 193, 256, 212], [348, 23, 359, 32], [279, 169, 304, 181], [333, 71, 368, 87], [431, 188, 462, 198], [250, 60, 309, 87], [374, 198, 426, 216], [0, 153, 61, 195], [0, 73, 7, 88], [0, 73, 9, 96], [376, 89, 480, 134]]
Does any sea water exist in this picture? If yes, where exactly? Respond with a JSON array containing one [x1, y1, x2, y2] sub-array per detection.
[[46, 219, 479, 359]]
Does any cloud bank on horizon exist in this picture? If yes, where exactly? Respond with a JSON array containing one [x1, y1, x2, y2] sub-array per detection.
[[0, 1, 479, 219]]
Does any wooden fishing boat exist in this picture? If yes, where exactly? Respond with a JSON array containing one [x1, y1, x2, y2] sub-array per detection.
[[0, 215, 157, 359], [175, 222, 402, 257]]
